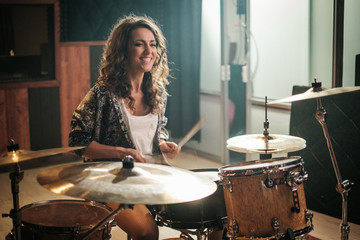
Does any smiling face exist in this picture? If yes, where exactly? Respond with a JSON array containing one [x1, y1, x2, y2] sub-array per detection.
[[126, 27, 157, 74]]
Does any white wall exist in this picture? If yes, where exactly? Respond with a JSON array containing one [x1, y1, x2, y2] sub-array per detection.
[[249, 0, 310, 100], [200, 0, 221, 93]]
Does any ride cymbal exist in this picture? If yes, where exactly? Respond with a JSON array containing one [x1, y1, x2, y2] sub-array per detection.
[[37, 161, 217, 205], [269, 86, 360, 104], [227, 134, 306, 154], [0, 147, 85, 165]]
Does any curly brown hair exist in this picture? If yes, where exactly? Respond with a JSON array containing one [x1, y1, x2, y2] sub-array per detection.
[[98, 14, 169, 113]]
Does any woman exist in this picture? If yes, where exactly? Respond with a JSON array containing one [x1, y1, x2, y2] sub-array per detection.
[[69, 14, 180, 240]]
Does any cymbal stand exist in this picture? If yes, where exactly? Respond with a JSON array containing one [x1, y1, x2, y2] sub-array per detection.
[[260, 96, 272, 160], [314, 93, 353, 240], [2, 141, 23, 240]]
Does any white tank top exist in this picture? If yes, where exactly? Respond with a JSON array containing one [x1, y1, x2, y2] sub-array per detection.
[[123, 100, 158, 160]]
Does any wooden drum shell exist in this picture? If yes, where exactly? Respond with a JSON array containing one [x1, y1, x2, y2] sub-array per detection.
[[220, 157, 310, 238]]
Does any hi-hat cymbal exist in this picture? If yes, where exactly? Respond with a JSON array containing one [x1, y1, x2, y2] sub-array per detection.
[[227, 134, 306, 154], [37, 162, 217, 205], [269, 86, 360, 104], [0, 146, 85, 165]]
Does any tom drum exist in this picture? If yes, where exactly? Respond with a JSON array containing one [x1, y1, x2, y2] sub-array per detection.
[[219, 157, 313, 239]]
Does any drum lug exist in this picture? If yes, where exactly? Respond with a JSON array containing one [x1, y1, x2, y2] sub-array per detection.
[[271, 217, 280, 238], [305, 209, 314, 226], [227, 220, 239, 238], [264, 170, 276, 188], [222, 178, 233, 193]]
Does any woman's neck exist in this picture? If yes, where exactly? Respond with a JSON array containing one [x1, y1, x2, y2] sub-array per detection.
[[127, 71, 144, 92]]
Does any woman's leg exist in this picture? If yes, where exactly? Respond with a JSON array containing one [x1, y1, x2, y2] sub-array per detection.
[[108, 203, 159, 240]]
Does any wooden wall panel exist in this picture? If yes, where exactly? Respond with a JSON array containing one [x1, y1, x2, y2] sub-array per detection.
[[3, 89, 30, 151], [0, 90, 8, 153], [59, 45, 91, 147]]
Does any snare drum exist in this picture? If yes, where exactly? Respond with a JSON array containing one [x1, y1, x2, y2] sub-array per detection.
[[219, 157, 313, 239], [156, 169, 227, 230], [20, 200, 114, 240]]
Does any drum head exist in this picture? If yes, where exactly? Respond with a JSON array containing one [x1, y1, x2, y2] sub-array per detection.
[[21, 200, 113, 228], [219, 156, 302, 177]]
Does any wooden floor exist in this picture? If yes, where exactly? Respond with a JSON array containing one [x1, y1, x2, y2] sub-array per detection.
[[1, 149, 359, 240]]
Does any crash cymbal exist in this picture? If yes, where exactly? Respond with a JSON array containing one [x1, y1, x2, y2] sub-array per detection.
[[227, 134, 306, 154], [37, 161, 217, 205], [0, 146, 85, 165], [269, 86, 360, 104]]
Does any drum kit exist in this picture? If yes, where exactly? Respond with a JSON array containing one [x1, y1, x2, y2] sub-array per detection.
[[1, 80, 359, 240]]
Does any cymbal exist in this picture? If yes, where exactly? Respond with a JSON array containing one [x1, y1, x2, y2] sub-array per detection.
[[227, 134, 306, 154], [37, 162, 217, 205], [0, 146, 85, 165], [269, 86, 360, 104]]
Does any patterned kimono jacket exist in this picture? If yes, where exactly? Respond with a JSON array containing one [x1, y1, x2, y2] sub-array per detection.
[[68, 83, 169, 157]]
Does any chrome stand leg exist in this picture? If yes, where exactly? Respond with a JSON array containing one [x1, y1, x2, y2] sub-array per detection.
[[315, 97, 353, 240]]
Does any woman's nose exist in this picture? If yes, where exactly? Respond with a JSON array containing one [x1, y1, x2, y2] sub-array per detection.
[[144, 44, 151, 53]]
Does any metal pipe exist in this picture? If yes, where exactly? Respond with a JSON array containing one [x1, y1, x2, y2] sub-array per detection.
[[332, 0, 345, 87]]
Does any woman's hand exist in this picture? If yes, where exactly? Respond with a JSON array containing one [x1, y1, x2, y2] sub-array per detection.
[[82, 141, 146, 163], [120, 148, 146, 163], [159, 140, 181, 159]]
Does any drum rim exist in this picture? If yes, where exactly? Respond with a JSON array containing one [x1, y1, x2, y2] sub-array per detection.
[[229, 224, 313, 239], [20, 199, 114, 231], [218, 156, 302, 177]]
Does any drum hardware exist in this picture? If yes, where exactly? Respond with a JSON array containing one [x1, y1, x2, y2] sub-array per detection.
[[304, 209, 314, 227], [2, 140, 23, 240], [221, 178, 233, 193], [172, 228, 213, 240], [271, 217, 280, 237], [286, 167, 308, 187], [263, 160, 307, 189], [264, 162, 308, 214], [269, 79, 360, 240], [290, 189, 300, 213], [227, 220, 239, 239]]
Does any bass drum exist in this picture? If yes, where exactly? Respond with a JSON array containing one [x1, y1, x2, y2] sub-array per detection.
[[20, 199, 114, 240], [156, 168, 227, 230], [219, 157, 313, 239]]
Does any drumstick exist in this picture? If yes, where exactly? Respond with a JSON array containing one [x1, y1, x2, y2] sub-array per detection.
[[175, 113, 207, 150]]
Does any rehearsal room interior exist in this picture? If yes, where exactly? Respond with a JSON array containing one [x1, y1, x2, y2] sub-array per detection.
[[0, 0, 359, 239]]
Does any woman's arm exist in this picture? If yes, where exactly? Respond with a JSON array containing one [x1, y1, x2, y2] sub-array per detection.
[[83, 141, 146, 162]]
